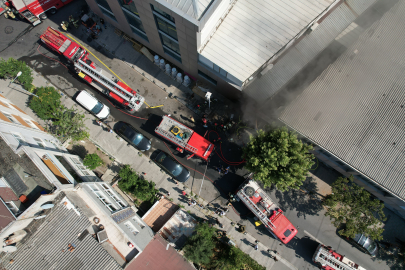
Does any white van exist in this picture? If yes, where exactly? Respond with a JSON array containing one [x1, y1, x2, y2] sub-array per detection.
[[76, 90, 110, 119]]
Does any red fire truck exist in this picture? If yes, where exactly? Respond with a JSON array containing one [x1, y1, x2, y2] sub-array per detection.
[[236, 178, 297, 244], [3, 0, 75, 25], [313, 244, 366, 270], [40, 27, 144, 111], [155, 115, 214, 161]]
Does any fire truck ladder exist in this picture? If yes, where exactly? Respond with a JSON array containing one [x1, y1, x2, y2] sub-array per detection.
[[239, 188, 276, 229], [42, 28, 65, 47], [155, 127, 198, 153], [74, 59, 139, 108], [317, 248, 356, 270]]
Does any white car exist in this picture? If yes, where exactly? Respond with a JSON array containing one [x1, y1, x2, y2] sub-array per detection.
[[76, 90, 110, 119]]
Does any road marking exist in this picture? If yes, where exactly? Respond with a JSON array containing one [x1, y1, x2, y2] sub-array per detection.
[[304, 230, 324, 245]]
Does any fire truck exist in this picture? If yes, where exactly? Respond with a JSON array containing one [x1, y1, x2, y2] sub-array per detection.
[[40, 27, 144, 111], [3, 0, 75, 25], [313, 244, 366, 270], [155, 115, 214, 161], [236, 178, 297, 244]]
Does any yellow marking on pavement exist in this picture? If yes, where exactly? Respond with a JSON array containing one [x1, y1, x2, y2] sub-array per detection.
[[66, 34, 129, 87], [149, 105, 164, 109]]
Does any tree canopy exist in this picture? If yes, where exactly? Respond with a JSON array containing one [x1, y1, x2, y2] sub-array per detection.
[[29, 86, 62, 120], [183, 222, 216, 265], [323, 175, 386, 240], [83, 153, 104, 170], [243, 127, 314, 191], [118, 165, 158, 203]]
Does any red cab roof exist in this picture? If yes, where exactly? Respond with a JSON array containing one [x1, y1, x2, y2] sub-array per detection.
[[270, 213, 297, 244], [187, 132, 214, 160]]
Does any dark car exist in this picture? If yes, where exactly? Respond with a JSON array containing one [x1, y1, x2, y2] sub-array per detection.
[[114, 122, 151, 151], [153, 151, 190, 182], [338, 229, 379, 257]]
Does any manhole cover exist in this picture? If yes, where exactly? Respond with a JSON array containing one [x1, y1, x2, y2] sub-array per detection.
[[5, 26, 13, 34]]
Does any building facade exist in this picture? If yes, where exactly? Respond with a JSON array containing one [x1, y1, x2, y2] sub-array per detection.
[[84, 0, 376, 99]]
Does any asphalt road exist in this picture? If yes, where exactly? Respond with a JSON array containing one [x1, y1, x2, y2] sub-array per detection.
[[0, 5, 391, 270]]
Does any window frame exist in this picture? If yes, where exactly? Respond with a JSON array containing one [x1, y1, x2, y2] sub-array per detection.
[[121, 8, 149, 42], [198, 70, 217, 86], [151, 4, 175, 23], [12, 133, 26, 144], [96, 2, 117, 21], [33, 137, 46, 148], [2, 112, 20, 125]]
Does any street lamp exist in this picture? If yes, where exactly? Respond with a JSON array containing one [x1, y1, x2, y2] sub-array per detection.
[[9, 71, 22, 86]]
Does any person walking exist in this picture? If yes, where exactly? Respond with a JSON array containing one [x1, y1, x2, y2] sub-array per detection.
[[202, 117, 208, 128], [109, 128, 113, 133], [100, 18, 107, 29], [254, 244, 259, 250], [96, 120, 103, 126]]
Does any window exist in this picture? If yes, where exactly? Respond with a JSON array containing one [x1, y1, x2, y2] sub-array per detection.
[[5, 202, 19, 215], [12, 133, 25, 144], [119, 0, 139, 16], [24, 119, 40, 130], [2, 112, 20, 125], [133, 215, 145, 229], [124, 221, 139, 235], [163, 47, 182, 63], [160, 34, 180, 54], [33, 137, 46, 148], [214, 64, 228, 77], [122, 8, 149, 41], [101, 183, 126, 208], [95, 0, 117, 21], [151, 4, 175, 23], [70, 157, 82, 165], [155, 16, 177, 40], [92, 188, 116, 212], [198, 70, 217, 85]]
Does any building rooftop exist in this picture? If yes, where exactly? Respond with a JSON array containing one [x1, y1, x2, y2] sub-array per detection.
[[0, 192, 122, 270], [158, 209, 198, 249], [0, 137, 54, 206], [159, 0, 214, 20], [126, 234, 195, 270], [279, 0, 405, 201], [142, 198, 179, 232], [200, 0, 334, 82]]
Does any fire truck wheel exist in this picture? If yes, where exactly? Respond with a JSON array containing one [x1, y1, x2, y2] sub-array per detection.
[[48, 8, 57, 15], [39, 13, 47, 20]]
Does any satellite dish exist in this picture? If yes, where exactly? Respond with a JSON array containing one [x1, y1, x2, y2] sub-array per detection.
[[41, 203, 54, 209], [2, 246, 17, 253]]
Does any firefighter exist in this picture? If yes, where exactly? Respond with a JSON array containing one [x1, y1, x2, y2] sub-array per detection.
[[4, 8, 16, 20], [61, 21, 69, 31], [69, 15, 79, 28]]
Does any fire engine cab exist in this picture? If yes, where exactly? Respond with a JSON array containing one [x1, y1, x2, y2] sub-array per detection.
[[313, 244, 366, 270]]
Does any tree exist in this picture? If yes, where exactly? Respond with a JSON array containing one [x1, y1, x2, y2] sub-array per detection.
[[323, 175, 386, 240], [83, 153, 104, 170], [183, 222, 216, 265], [0, 58, 34, 91], [52, 106, 89, 141], [118, 165, 158, 202], [29, 87, 62, 120], [214, 245, 265, 270], [243, 126, 314, 191]]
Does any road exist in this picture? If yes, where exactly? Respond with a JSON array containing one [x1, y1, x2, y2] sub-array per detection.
[[0, 4, 390, 270]]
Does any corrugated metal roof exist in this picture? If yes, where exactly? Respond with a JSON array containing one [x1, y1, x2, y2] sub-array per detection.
[[279, 0, 405, 200], [200, 0, 334, 82], [243, 0, 377, 103], [161, 0, 213, 19], [0, 196, 122, 270]]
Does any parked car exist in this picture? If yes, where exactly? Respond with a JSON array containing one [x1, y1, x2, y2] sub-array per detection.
[[114, 122, 151, 151], [153, 150, 190, 182], [76, 90, 110, 119], [338, 229, 379, 257]]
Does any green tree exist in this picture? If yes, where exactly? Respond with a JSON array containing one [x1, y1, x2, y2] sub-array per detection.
[[243, 126, 314, 191], [183, 222, 216, 265], [83, 153, 104, 170], [215, 245, 265, 270], [29, 86, 62, 120], [0, 58, 34, 91], [323, 175, 386, 240], [52, 106, 89, 141], [118, 165, 158, 202]]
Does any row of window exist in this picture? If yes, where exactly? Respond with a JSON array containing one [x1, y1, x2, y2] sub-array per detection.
[[89, 183, 126, 212], [94, 0, 182, 63], [70, 157, 92, 176], [1, 110, 41, 130], [11, 133, 58, 150]]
